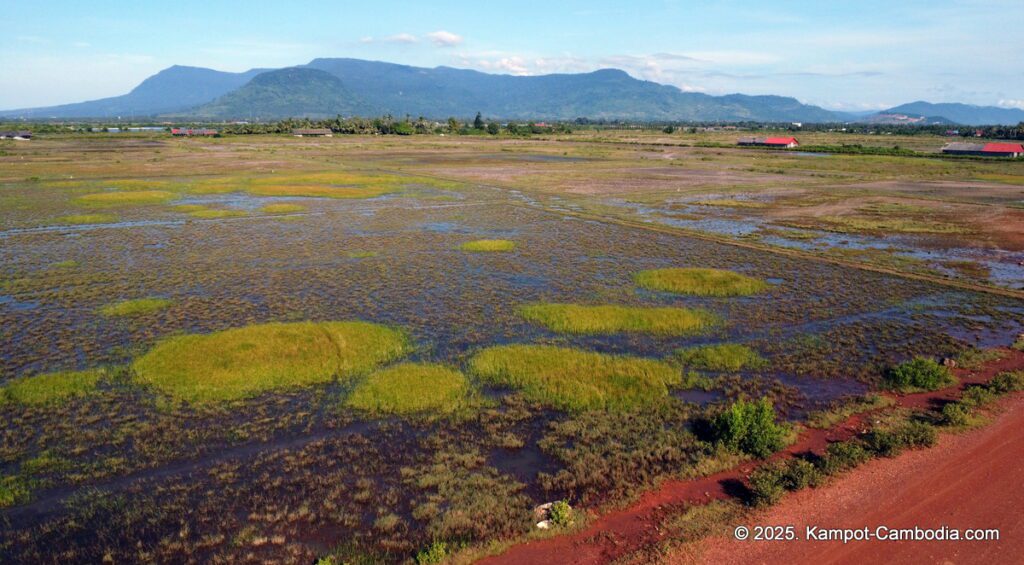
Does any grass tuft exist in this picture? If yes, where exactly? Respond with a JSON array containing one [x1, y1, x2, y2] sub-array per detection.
[[675, 343, 766, 371], [260, 203, 307, 214], [133, 321, 410, 403], [188, 209, 247, 219], [518, 303, 717, 336], [459, 239, 516, 252], [634, 268, 769, 297], [0, 369, 104, 406], [56, 213, 118, 225], [99, 297, 172, 317], [76, 190, 177, 207], [468, 344, 679, 411], [346, 363, 473, 416]]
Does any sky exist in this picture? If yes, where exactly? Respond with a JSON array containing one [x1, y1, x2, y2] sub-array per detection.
[[3, 0, 1023, 111]]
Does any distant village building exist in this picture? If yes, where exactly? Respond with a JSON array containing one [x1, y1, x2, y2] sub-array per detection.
[[0, 130, 32, 140], [941, 142, 1024, 157], [292, 128, 333, 137], [737, 136, 799, 148], [171, 128, 218, 137]]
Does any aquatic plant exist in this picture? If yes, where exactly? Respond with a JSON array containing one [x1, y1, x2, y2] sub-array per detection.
[[98, 297, 172, 317], [346, 363, 473, 416], [459, 239, 517, 252], [468, 344, 679, 411], [634, 267, 768, 296], [0, 369, 103, 406], [518, 303, 717, 335], [133, 321, 410, 403], [675, 343, 766, 371]]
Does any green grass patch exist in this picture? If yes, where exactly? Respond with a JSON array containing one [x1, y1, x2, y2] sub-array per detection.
[[345, 251, 379, 259], [675, 343, 766, 371], [819, 215, 968, 234], [0, 369, 103, 406], [694, 198, 767, 209], [804, 394, 894, 429], [187, 208, 247, 219], [954, 347, 1006, 370], [50, 260, 79, 269], [260, 203, 306, 214], [459, 239, 517, 252], [518, 303, 717, 336], [56, 213, 118, 225], [634, 268, 769, 297], [172, 204, 207, 213], [76, 190, 178, 207], [346, 363, 473, 416], [467, 344, 679, 412], [133, 321, 410, 403], [99, 297, 173, 317]]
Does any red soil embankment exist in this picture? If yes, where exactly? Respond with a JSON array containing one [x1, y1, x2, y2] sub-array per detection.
[[478, 349, 1024, 565]]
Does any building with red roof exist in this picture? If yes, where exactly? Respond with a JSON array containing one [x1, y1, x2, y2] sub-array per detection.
[[737, 136, 799, 148], [942, 142, 1023, 157]]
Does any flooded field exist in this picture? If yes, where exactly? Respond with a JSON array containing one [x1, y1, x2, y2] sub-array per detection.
[[2, 134, 1023, 562]]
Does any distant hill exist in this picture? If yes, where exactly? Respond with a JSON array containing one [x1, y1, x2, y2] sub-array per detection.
[[185, 58, 843, 122], [0, 65, 266, 119], [879, 102, 1024, 125], [185, 67, 373, 119], [860, 112, 956, 125]]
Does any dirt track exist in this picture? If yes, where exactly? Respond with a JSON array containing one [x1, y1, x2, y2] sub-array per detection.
[[684, 391, 1024, 564], [479, 349, 1024, 565]]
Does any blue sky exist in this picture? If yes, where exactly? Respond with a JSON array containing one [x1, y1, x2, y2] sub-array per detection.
[[3, 0, 1022, 111]]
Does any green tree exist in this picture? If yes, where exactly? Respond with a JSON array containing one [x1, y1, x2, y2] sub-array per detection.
[[473, 112, 484, 130], [447, 117, 461, 134], [486, 122, 500, 135]]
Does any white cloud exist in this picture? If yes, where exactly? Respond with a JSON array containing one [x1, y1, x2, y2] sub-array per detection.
[[426, 30, 463, 47], [998, 99, 1024, 110], [385, 33, 418, 44]]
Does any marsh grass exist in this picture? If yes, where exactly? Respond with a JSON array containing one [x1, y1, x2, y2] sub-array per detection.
[[76, 190, 178, 207], [459, 239, 517, 252], [346, 363, 474, 416], [634, 268, 769, 297], [187, 209, 248, 219], [694, 199, 767, 209], [56, 213, 118, 225], [99, 297, 173, 317], [346, 251, 380, 258], [260, 203, 307, 214], [675, 343, 766, 371], [0, 368, 103, 406], [818, 215, 968, 234], [468, 344, 679, 411], [804, 394, 894, 429], [133, 321, 410, 403], [518, 303, 717, 336]]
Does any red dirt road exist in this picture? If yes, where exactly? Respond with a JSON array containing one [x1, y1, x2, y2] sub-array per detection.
[[478, 349, 1024, 565], [685, 391, 1024, 565]]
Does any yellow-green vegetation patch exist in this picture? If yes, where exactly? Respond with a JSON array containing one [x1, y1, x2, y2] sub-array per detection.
[[76, 190, 178, 207], [819, 215, 968, 234], [99, 297, 173, 317], [634, 268, 769, 297], [0, 369, 103, 406], [518, 303, 717, 336], [346, 363, 473, 416], [172, 204, 207, 213], [56, 213, 118, 225], [459, 239, 517, 252], [247, 184, 396, 199], [675, 343, 767, 371], [260, 203, 306, 214], [133, 321, 410, 403], [50, 260, 79, 269], [346, 250, 380, 258], [694, 199, 767, 209], [468, 344, 679, 412], [187, 208, 247, 219]]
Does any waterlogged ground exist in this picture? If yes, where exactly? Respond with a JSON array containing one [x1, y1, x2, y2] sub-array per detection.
[[1, 134, 1023, 563]]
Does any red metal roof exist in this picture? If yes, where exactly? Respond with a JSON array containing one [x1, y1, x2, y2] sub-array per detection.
[[763, 137, 798, 145], [982, 142, 1024, 154]]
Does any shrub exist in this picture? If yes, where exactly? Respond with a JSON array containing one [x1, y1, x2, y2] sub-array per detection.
[[781, 458, 822, 490], [990, 371, 1024, 394], [883, 357, 955, 392], [711, 398, 786, 458], [817, 441, 870, 475], [549, 500, 574, 527], [864, 421, 936, 457], [415, 541, 450, 565], [960, 386, 997, 409], [940, 402, 972, 426], [747, 463, 786, 507]]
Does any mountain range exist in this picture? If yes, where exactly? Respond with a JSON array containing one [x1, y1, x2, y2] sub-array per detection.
[[3, 58, 1022, 125]]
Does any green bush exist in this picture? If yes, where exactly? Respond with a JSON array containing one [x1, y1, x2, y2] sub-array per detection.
[[711, 398, 786, 458], [961, 386, 997, 408], [884, 357, 955, 392], [415, 541, 450, 564], [747, 463, 786, 507], [781, 458, 822, 490], [818, 441, 870, 475], [549, 500, 574, 527], [864, 421, 937, 457], [940, 402, 972, 426], [990, 371, 1024, 394]]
